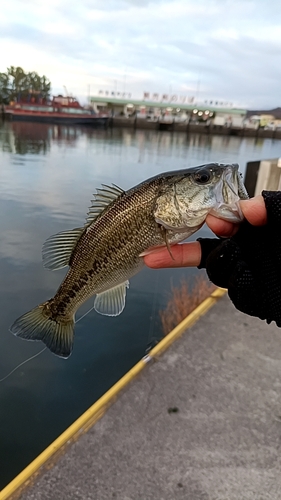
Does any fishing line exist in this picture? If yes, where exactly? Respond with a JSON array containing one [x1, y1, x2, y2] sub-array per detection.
[[0, 346, 47, 383], [145, 271, 160, 354], [75, 305, 95, 323], [0, 306, 96, 383]]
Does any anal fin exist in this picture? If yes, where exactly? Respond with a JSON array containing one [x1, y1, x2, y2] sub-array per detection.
[[94, 281, 129, 316]]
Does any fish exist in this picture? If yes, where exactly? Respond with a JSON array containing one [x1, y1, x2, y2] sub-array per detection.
[[10, 162, 248, 358]]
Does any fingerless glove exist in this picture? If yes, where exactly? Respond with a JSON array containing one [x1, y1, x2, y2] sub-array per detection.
[[198, 191, 281, 326]]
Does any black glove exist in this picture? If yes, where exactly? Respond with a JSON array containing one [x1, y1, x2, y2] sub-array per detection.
[[197, 191, 281, 327]]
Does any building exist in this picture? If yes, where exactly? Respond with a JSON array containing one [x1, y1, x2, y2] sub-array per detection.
[[90, 95, 246, 126]]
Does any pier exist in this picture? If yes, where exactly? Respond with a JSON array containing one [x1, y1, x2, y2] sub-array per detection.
[[2, 289, 281, 500], [108, 116, 281, 139]]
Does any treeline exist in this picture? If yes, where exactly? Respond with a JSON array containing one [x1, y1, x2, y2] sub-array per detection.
[[0, 66, 51, 104]]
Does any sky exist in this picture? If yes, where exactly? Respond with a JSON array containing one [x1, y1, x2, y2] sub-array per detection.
[[1, 0, 281, 109]]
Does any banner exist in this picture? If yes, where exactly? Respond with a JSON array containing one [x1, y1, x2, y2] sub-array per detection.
[[204, 99, 233, 107], [95, 91, 234, 108], [97, 91, 132, 99]]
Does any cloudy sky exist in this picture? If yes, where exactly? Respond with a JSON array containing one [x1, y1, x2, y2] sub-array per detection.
[[1, 0, 280, 109]]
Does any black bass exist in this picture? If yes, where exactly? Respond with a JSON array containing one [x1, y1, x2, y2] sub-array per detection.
[[10, 163, 248, 358]]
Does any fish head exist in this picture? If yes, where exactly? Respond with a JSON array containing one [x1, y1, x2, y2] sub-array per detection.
[[154, 163, 248, 231]]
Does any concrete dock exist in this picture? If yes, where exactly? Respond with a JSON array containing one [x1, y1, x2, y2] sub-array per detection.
[[7, 294, 281, 500], [109, 117, 281, 139]]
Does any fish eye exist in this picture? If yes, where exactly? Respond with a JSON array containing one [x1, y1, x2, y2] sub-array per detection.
[[193, 169, 212, 184]]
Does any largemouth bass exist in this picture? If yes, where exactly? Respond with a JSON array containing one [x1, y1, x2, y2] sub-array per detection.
[[10, 163, 248, 358]]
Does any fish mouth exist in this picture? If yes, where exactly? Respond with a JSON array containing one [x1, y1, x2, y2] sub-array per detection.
[[210, 165, 247, 222], [210, 201, 243, 222]]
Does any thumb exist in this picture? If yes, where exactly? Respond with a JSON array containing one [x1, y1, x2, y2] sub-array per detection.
[[239, 195, 267, 226]]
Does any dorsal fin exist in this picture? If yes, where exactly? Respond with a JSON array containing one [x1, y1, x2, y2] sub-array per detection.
[[42, 227, 84, 270], [85, 183, 125, 226]]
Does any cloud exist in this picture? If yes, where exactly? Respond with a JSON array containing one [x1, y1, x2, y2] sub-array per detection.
[[1, 0, 281, 108]]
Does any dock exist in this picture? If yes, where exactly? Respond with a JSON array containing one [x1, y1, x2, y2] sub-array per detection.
[[2, 290, 281, 500], [105, 117, 281, 139]]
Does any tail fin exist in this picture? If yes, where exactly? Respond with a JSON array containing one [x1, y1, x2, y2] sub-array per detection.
[[10, 305, 75, 359]]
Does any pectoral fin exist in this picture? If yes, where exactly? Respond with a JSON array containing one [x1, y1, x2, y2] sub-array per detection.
[[140, 226, 175, 259], [94, 281, 129, 316], [139, 244, 166, 257], [159, 225, 175, 260]]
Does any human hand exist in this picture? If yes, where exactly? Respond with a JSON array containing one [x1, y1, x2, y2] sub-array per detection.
[[144, 195, 267, 269], [145, 190, 281, 328]]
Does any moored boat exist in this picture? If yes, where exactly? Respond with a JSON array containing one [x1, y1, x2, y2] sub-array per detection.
[[4, 95, 109, 127]]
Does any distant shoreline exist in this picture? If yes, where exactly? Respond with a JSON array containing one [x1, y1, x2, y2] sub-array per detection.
[[108, 116, 281, 140]]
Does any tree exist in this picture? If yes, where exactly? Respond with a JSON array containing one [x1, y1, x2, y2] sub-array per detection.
[[0, 66, 51, 104], [0, 72, 9, 104], [26, 71, 51, 100]]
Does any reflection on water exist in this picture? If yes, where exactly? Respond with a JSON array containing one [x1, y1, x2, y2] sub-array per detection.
[[0, 121, 281, 488]]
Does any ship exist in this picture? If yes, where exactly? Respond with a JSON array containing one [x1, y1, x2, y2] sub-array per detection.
[[3, 95, 109, 127]]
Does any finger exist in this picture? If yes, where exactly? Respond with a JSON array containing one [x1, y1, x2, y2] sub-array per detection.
[[143, 241, 202, 268], [205, 195, 267, 236], [239, 195, 267, 225], [206, 214, 238, 237]]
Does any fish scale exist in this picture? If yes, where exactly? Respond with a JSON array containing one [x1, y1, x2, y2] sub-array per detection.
[[10, 163, 248, 358]]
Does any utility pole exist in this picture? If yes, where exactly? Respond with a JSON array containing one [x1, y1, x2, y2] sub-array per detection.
[[123, 68, 127, 95], [196, 73, 201, 104]]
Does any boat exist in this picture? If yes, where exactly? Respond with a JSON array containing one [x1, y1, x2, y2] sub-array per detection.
[[3, 95, 109, 127]]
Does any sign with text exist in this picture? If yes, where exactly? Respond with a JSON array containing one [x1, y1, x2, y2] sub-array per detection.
[[143, 93, 195, 103]]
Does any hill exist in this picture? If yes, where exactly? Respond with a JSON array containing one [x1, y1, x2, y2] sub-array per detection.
[[246, 107, 281, 119]]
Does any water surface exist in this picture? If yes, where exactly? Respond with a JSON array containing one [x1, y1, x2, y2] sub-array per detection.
[[0, 121, 280, 487]]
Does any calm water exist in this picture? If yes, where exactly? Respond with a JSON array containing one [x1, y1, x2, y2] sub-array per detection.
[[0, 121, 281, 488]]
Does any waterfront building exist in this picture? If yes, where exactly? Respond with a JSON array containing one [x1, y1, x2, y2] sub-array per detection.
[[90, 95, 246, 126]]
